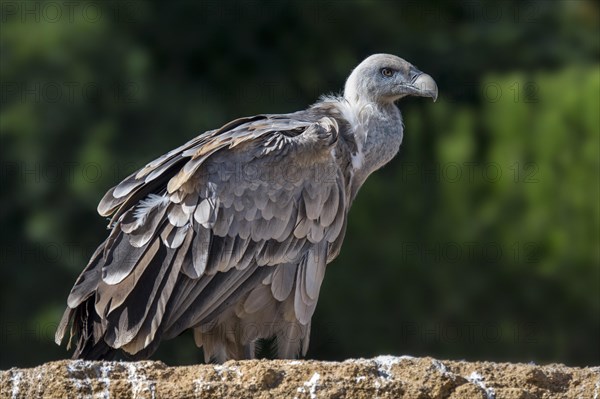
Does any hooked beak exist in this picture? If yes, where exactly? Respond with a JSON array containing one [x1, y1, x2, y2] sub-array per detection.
[[394, 67, 438, 103], [411, 73, 438, 102]]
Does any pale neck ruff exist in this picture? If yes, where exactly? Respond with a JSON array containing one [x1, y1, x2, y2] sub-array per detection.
[[337, 97, 403, 177]]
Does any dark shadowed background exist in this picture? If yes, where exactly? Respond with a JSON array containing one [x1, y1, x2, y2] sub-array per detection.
[[1, 0, 599, 369]]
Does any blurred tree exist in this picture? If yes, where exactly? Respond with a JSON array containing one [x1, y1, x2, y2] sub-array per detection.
[[1, 0, 598, 368]]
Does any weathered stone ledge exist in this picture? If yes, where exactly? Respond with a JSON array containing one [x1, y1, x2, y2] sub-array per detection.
[[1, 356, 598, 398]]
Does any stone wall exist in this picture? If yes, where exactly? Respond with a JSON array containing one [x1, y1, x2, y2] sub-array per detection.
[[1, 356, 598, 398]]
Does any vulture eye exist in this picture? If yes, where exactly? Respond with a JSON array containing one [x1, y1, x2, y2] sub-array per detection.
[[381, 68, 394, 77]]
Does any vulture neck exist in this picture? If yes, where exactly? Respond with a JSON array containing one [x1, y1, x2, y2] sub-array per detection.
[[341, 97, 404, 188]]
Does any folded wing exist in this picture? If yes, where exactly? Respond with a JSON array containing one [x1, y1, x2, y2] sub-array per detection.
[[56, 112, 350, 361]]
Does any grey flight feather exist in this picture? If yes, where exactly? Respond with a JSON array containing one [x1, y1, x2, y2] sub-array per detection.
[[55, 54, 437, 362]]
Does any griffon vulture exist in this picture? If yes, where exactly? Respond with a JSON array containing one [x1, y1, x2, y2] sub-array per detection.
[[55, 54, 438, 362]]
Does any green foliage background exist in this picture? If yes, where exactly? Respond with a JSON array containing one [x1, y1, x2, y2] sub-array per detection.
[[1, 0, 598, 368]]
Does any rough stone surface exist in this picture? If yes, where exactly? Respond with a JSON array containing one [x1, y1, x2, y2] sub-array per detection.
[[1, 356, 598, 399]]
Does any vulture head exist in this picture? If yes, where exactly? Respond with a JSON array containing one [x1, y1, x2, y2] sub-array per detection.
[[344, 53, 438, 104]]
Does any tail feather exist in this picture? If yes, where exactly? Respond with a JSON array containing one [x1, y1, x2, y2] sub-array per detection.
[[69, 298, 117, 360]]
